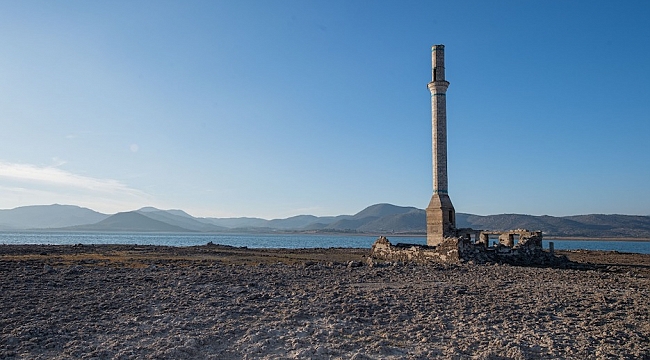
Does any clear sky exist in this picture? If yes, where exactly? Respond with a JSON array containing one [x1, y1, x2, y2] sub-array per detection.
[[1, 1, 649, 218]]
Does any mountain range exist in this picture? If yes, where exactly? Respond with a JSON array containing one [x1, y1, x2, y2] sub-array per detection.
[[1, 203, 649, 238]]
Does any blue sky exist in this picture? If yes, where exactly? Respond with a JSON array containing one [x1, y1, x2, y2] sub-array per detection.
[[1, 1, 648, 218]]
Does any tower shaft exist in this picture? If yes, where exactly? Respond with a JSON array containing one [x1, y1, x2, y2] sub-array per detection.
[[426, 45, 456, 246]]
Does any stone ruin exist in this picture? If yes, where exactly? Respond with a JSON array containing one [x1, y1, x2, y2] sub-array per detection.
[[370, 229, 566, 265], [372, 46, 567, 266]]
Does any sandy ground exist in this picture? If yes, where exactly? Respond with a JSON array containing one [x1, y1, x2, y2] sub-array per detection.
[[1, 244, 649, 359]]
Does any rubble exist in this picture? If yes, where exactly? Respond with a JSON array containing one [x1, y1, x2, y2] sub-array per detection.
[[370, 229, 567, 265]]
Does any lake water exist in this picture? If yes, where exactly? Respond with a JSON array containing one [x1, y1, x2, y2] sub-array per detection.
[[0, 232, 649, 254]]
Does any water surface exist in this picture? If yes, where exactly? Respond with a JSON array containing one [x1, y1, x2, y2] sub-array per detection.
[[0, 232, 649, 254]]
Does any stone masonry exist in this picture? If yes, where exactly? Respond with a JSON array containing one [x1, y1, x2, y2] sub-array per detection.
[[370, 231, 563, 266], [426, 44, 456, 246], [371, 45, 561, 265]]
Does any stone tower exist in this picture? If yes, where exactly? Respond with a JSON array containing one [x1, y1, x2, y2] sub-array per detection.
[[426, 44, 456, 246]]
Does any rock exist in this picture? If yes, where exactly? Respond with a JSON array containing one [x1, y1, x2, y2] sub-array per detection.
[[0, 244, 648, 359]]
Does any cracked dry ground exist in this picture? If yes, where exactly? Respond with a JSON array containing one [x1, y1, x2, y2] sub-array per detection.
[[0, 245, 649, 359]]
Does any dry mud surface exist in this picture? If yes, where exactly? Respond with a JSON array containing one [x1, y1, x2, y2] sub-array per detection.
[[1, 244, 649, 359]]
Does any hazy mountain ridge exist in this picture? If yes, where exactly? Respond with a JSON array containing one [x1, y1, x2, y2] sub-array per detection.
[[1, 204, 649, 238], [65, 211, 191, 232], [456, 213, 650, 238], [135, 209, 227, 232], [0, 204, 109, 230]]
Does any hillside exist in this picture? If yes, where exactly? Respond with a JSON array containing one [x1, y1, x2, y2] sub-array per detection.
[[0, 205, 108, 230], [319, 204, 421, 233], [65, 212, 192, 232], [1, 204, 649, 238], [135, 208, 227, 232], [457, 213, 650, 238]]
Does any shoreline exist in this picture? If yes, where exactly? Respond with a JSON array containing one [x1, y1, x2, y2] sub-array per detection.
[[3, 229, 650, 242], [545, 236, 650, 242]]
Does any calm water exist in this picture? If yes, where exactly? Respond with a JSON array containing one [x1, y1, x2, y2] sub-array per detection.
[[0, 232, 649, 254]]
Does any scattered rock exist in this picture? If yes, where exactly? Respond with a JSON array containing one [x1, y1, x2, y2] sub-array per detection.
[[0, 245, 648, 359]]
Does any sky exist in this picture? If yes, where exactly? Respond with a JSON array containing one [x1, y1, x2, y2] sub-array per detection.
[[1, 1, 649, 219]]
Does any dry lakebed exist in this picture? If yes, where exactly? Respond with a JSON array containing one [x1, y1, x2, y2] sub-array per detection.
[[1, 243, 649, 359]]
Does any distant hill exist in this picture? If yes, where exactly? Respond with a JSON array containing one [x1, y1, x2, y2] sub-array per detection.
[[201, 217, 269, 229], [455, 213, 579, 233], [318, 205, 650, 237], [135, 208, 227, 232], [66, 211, 192, 232], [0, 204, 108, 230], [457, 213, 650, 238], [563, 214, 650, 237], [352, 203, 419, 219], [1, 203, 649, 238], [322, 204, 421, 233], [267, 215, 325, 230], [139, 207, 194, 219], [202, 214, 348, 230], [358, 209, 425, 233]]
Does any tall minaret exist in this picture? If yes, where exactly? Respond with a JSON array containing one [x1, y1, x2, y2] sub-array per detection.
[[426, 44, 456, 246]]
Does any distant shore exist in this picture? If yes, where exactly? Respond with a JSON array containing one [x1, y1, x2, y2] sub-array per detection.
[[545, 236, 650, 242], [4, 229, 650, 242]]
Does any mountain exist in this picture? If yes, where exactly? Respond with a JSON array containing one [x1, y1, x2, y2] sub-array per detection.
[[1, 203, 649, 238], [457, 213, 650, 238], [564, 214, 650, 237], [201, 214, 348, 230], [0, 204, 108, 230], [139, 207, 194, 219], [136, 208, 227, 232], [323, 204, 421, 232], [267, 215, 320, 229], [455, 213, 582, 233], [351, 203, 419, 219], [268, 215, 344, 229], [310, 205, 650, 237], [66, 211, 192, 232], [358, 209, 425, 233], [200, 217, 269, 229]]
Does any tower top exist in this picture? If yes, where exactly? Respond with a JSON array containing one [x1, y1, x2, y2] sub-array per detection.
[[431, 45, 446, 82]]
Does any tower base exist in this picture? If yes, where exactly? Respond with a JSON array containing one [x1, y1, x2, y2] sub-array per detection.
[[426, 193, 456, 246]]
